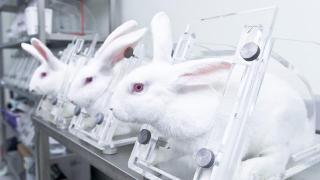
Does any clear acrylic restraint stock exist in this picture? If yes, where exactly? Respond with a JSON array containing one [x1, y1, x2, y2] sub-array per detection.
[[34, 39, 80, 123], [194, 11, 320, 180], [127, 7, 283, 180], [51, 36, 98, 129], [193, 17, 276, 180], [35, 37, 93, 126], [68, 44, 145, 154]]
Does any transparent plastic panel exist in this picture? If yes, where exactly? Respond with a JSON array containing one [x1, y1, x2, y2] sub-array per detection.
[[128, 7, 278, 180], [173, 7, 277, 63], [52, 38, 92, 129], [68, 44, 145, 154], [34, 38, 90, 127]]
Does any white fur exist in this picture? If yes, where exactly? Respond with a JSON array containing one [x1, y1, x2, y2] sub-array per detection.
[[67, 21, 147, 135], [21, 38, 66, 96], [67, 20, 147, 113], [110, 12, 315, 179]]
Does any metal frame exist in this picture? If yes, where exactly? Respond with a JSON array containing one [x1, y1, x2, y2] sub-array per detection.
[[32, 115, 142, 180], [0, 5, 7, 175]]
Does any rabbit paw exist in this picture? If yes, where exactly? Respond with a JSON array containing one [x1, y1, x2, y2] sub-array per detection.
[[239, 166, 263, 180], [239, 157, 286, 180], [239, 146, 289, 180]]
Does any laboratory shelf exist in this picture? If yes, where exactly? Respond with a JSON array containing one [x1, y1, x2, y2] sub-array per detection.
[[3, 152, 23, 180], [0, 36, 35, 49], [1, 119, 18, 137], [31, 115, 143, 180], [0, 0, 21, 13], [1, 117, 35, 156], [47, 33, 101, 41], [1, 114, 82, 164], [0, 5, 19, 13], [0, 33, 102, 49], [0, 80, 40, 102]]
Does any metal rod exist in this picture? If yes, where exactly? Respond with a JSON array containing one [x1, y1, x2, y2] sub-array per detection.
[[200, 6, 277, 21], [32, 115, 142, 180], [0, 9, 7, 165], [37, 0, 46, 42], [35, 128, 50, 180]]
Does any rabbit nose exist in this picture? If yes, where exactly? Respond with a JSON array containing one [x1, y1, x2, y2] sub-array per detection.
[[109, 108, 113, 111]]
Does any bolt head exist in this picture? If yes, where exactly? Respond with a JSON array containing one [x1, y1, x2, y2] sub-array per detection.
[[51, 98, 58, 105], [124, 47, 134, 58], [138, 129, 151, 145], [240, 42, 260, 61], [74, 105, 81, 116], [195, 148, 215, 168], [95, 112, 104, 125]]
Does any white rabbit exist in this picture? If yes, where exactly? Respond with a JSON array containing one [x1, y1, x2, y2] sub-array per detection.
[[21, 39, 77, 123], [68, 20, 147, 113], [67, 20, 147, 134], [21, 38, 66, 96], [110, 12, 315, 179]]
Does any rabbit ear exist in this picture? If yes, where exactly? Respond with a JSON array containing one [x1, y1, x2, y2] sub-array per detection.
[[172, 58, 232, 89], [22, 38, 60, 70], [151, 12, 173, 63], [21, 43, 46, 64], [95, 20, 138, 58], [95, 28, 147, 72]]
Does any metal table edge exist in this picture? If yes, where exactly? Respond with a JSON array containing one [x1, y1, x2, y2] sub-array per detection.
[[31, 115, 142, 180]]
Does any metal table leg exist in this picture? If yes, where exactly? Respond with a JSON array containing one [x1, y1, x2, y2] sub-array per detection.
[[35, 128, 50, 180]]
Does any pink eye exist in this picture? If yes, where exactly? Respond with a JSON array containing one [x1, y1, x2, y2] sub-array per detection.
[[132, 83, 144, 93], [84, 77, 93, 85], [40, 72, 47, 78]]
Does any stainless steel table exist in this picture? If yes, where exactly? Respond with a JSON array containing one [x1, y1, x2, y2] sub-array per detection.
[[32, 115, 143, 180]]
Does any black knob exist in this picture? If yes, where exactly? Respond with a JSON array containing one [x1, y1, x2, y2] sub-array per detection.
[[52, 97, 58, 105], [74, 105, 81, 116], [138, 129, 151, 145], [240, 42, 260, 61], [95, 113, 104, 125], [7, 103, 12, 109], [124, 47, 134, 58], [195, 148, 215, 168]]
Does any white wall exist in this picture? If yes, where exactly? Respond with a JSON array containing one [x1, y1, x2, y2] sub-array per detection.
[[86, 0, 110, 38], [116, 0, 320, 43], [114, 0, 320, 94]]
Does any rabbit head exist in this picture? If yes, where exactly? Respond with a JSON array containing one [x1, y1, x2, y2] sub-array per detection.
[[21, 38, 66, 95], [67, 20, 147, 109], [110, 12, 232, 138]]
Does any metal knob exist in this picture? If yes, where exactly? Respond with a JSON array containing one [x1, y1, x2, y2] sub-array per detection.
[[240, 42, 260, 61], [95, 112, 104, 125], [138, 129, 151, 145], [74, 105, 81, 116], [51, 97, 58, 105], [195, 148, 215, 168], [124, 47, 134, 58]]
